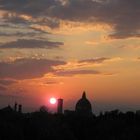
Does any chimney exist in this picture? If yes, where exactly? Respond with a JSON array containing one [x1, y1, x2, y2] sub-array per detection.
[[57, 98, 63, 114], [14, 102, 17, 112], [18, 104, 22, 113]]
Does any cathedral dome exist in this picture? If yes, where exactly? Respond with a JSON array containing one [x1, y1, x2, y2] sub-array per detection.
[[75, 91, 92, 115]]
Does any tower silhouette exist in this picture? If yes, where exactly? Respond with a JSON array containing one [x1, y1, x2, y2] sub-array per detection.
[[14, 102, 17, 111], [57, 98, 63, 114], [18, 104, 22, 113]]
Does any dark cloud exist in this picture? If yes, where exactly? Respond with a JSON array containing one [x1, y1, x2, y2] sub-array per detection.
[[0, 0, 58, 16], [54, 0, 140, 39], [0, 57, 110, 79], [0, 0, 60, 28], [0, 39, 64, 49], [78, 57, 110, 63], [0, 79, 17, 85], [0, 58, 66, 79], [3, 13, 60, 28], [30, 26, 50, 34], [3, 13, 30, 24], [0, 0, 140, 38], [0, 32, 37, 37], [0, 22, 49, 37], [55, 69, 101, 76], [36, 17, 60, 28]]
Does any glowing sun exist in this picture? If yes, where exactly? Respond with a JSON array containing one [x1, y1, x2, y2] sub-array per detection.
[[49, 97, 57, 104]]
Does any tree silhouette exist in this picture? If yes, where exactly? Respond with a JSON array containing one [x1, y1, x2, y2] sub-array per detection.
[[0, 106, 140, 140]]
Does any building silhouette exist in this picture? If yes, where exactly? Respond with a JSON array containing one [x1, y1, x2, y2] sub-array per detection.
[[0, 102, 23, 113], [14, 102, 17, 111], [0, 105, 13, 113], [64, 91, 93, 116], [57, 98, 63, 114], [18, 104, 22, 113], [75, 91, 92, 116]]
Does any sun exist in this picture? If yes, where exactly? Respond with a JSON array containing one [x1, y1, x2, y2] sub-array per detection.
[[49, 97, 57, 105]]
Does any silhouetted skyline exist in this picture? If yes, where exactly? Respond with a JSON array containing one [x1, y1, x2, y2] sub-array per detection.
[[1, 102, 140, 140], [1, 91, 140, 116]]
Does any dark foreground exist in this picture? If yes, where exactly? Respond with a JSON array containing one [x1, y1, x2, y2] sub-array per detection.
[[0, 107, 140, 140]]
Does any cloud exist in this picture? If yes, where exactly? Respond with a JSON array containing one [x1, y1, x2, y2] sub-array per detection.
[[30, 26, 50, 34], [3, 13, 30, 24], [45, 81, 61, 85], [0, 57, 114, 79], [56, 0, 140, 39], [0, 21, 49, 37], [3, 12, 60, 28], [0, 58, 66, 79], [54, 57, 110, 71], [0, 57, 116, 80], [53, 57, 117, 77], [0, 0, 60, 28], [0, 32, 37, 37], [0, 0, 140, 38], [0, 0, 57, 16], [78, 57, 110, 63], [55, 69, 101, 76], [0, 39, 64, 49], [0, 79, 17, 85]]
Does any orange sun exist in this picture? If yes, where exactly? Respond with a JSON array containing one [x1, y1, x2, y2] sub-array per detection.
[[49, 97, 57, 104]]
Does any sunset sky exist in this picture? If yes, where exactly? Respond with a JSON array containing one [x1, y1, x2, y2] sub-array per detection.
[[0, 0, 140, 114]]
